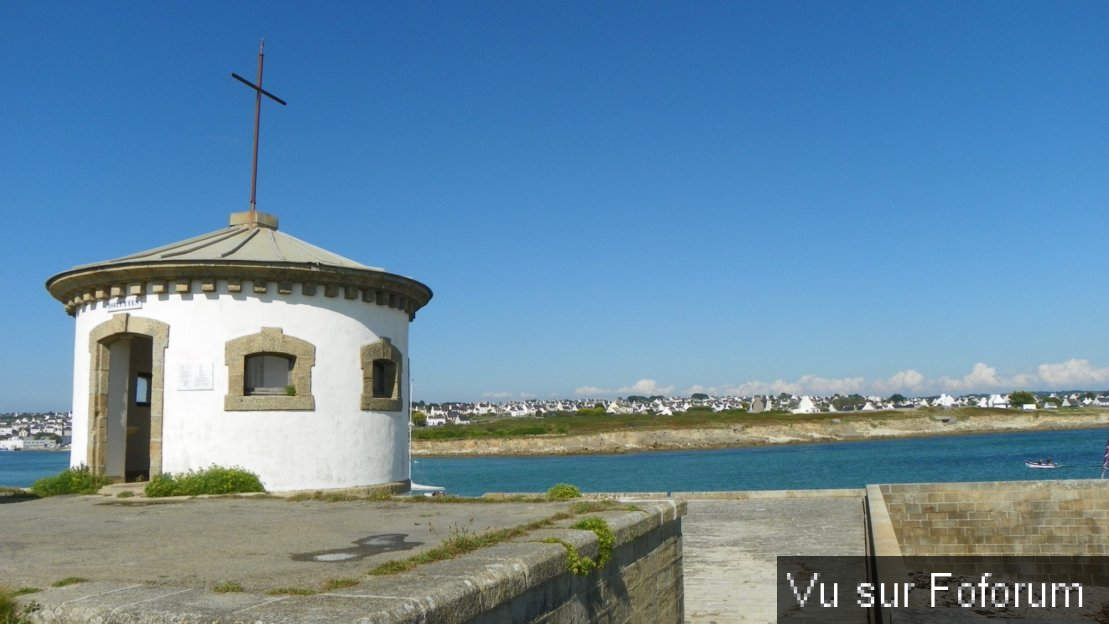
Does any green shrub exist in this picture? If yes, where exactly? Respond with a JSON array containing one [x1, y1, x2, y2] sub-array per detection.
[[144, 466, 264, 497], [30, 466, 112, 497], [546, 483, 582, 501]]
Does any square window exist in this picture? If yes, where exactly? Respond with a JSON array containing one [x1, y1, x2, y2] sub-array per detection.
[[245, 354, 294, 396]]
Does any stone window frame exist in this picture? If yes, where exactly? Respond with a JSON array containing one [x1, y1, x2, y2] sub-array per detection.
[[225, 328, 315, 411], [361, 337, 402, 411]]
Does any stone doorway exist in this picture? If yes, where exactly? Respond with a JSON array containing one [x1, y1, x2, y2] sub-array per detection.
[[88, 314, 168, 482]]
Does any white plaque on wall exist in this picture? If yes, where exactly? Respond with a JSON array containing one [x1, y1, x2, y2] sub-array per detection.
[[105, 296, 143, 312], [177, 362, 215, 391]]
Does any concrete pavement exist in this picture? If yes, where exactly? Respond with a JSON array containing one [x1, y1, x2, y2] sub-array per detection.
[[677, 490, 869, 624]]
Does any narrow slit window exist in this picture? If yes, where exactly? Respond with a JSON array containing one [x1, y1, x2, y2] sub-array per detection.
[[134, 373, 152, 407], [372, 360, 396, 398]]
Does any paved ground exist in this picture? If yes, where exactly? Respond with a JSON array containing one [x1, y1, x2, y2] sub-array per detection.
[[1, 490, 869, 623], [679, 492, 869, 624], [0, 493, 575, 593]]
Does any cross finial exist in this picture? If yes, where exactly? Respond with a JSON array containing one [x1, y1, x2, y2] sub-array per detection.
[[232, 39, 287, 219]]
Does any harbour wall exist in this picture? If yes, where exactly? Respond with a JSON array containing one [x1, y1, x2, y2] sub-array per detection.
[[870, 480, 1109, 556]]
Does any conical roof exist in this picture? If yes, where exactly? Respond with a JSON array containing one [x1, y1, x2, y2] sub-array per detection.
[[46, 211, 432, 319], [77, 211, 378, 271]]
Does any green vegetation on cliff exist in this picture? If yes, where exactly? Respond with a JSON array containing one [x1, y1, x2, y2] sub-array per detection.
[[412, 407, 1095, 443]]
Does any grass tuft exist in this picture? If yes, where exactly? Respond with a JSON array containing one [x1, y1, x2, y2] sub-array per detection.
[[50, 577, 87, 588], [285, 489, 392, 503], [0, 586, 39, 624], [569, 499, 633, 514], [265, 587, 317, 596], [320, 578, 360, 591], [212, 581, 243, 593], [368, 511, 579, 576]]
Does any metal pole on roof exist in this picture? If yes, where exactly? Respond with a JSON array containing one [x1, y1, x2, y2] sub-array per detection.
[[232, 39, 287, 218]]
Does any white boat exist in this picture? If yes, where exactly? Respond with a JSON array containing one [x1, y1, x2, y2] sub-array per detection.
[[409, 481, 446, 496], [408, 378, 444, 496], [1025, 459, 1057, 469]]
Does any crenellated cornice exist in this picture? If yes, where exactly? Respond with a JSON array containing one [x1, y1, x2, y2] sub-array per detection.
[[46, 260, 432, 320]]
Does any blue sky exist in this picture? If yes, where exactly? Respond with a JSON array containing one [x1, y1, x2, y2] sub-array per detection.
[[4, 2, 1109, 410]]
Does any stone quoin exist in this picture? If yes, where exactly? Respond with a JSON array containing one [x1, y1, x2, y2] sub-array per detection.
[[46, 210, 432, 491]]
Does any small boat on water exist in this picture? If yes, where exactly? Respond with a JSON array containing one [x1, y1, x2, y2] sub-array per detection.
[[409, 482, 446, 497], [1025, 458, 1058, 469]]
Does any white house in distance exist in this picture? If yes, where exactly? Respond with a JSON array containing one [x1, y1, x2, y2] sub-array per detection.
[[46, 210, 432, 492]]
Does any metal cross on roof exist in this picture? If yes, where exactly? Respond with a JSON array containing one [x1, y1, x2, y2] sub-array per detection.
[[232, 39, 287, 216]]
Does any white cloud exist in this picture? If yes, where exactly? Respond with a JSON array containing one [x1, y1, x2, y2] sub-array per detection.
[[1037, 359, 1109, 388], [574, 385, 609, 397], [620, 379, 675, 395], [481, 391, 514, 399], [871, 369, 927, 395], [796, 374, 865, 395], [573, 359, 1109, 402], [731, 379, 802, 396], [939, 363, 1006, 392], [574, 378, 675, 398]]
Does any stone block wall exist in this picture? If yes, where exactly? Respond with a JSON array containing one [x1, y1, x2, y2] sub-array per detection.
[[878, 480, 1109, 555]]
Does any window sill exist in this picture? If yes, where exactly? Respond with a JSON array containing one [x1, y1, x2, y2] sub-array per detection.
[[225, 395, 316, 411], [361, 396, 402, 412]]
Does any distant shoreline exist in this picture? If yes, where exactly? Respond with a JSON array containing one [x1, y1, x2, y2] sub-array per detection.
[[411, 410, 1109, 457]]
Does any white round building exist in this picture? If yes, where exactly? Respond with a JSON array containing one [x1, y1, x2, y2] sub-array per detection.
[[46, 210, 432, 492]]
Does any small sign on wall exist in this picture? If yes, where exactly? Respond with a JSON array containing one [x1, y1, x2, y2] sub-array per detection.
[[105, 296, 143, 312], [177, 362, 214, 391]]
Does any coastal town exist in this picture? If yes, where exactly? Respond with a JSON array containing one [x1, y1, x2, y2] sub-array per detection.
[[0, 412, 71, 450], [6, 390, 1105, 450], [415, 390, 1109, 426]]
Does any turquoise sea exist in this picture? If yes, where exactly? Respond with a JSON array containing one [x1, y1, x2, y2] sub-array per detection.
[[5, 427, 1108, 495]]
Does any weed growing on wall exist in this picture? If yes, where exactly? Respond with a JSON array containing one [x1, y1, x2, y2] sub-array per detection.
[[543, 516, 615, 575], [571, 517, 614, 568], [144, 466, 264, 497]]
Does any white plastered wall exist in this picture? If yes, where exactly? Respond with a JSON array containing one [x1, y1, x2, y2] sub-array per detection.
[[69, 280, 413, 491]]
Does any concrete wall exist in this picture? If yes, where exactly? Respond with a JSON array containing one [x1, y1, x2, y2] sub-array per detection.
[[876, 480, 1109, 555]]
